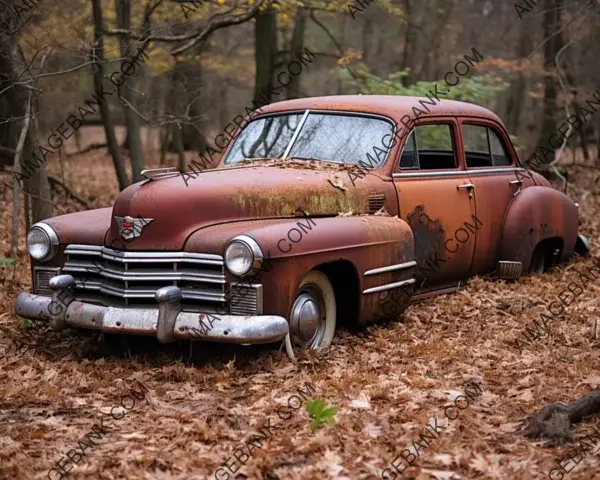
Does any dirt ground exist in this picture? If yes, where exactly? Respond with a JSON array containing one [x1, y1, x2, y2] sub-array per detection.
[[1, 133, 600, 479]]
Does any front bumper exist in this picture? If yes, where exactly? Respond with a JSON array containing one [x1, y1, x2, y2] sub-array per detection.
[[14, 275, 289, 345]]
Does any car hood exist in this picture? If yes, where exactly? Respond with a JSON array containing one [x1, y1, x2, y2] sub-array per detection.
[[107, 164, 385, 250]]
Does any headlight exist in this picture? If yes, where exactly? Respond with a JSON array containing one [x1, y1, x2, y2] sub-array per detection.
[[224, 235, 263, 277], [27, 223, 59, 262]]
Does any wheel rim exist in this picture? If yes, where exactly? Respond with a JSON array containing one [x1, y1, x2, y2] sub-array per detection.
[[290, 284, 326, 348]]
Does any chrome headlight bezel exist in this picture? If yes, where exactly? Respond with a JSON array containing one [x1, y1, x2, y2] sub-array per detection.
[[27, 222, 59, 262], [224, 235, 264, 278]]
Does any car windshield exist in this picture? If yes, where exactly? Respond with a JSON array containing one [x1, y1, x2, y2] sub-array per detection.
[[223, 111, 395, 167]]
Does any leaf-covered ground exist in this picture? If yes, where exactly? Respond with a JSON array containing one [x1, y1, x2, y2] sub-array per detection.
[[1, 131, 599, 479]]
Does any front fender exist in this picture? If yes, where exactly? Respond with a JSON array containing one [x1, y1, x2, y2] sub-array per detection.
[[498, 186, 578, 270], [240, 215, 416, 324]]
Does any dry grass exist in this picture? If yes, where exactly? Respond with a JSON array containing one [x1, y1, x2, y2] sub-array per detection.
[[1, 136, 600, 479]]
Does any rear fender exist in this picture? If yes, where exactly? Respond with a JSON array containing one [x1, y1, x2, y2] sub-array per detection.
[[498, 186, 578, 270]]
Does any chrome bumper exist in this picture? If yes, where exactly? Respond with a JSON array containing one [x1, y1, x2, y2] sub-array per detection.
[[14, 275, 289, 345]]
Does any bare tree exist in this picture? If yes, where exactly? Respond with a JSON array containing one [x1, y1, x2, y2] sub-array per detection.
[[91, 0, 129, 190]]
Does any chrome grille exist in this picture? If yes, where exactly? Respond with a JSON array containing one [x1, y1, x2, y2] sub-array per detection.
[[229, 283, 263, 315], [35, 267, 61, 296], [63, 245, 226, 311]]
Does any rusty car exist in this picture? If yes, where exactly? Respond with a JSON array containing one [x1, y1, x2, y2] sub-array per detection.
[[14, 95, 589, 358]]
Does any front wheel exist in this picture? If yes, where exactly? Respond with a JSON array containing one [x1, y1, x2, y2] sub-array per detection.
[[288, 270, 336, 350]]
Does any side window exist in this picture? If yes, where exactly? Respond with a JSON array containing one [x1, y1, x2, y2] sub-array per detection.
[[415, 124, 456, 170], [462, 124, 492, 167], [489, 130, 511, 166], [462, 123, 513, 167], [399, 124, 456, 170], [399, 131, 418, 169]]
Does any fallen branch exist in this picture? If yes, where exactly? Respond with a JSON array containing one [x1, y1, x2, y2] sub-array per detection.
[[521, 390, 600, 445], [48, 176, 92, 209], [65, 142, 107, 158]]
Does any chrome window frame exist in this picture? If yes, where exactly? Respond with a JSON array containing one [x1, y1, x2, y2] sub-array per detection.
[[392, 166, 528, 178]]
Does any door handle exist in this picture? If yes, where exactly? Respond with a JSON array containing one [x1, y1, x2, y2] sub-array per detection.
[[509, 179, 523, 196], [457, 183, 474, 199]]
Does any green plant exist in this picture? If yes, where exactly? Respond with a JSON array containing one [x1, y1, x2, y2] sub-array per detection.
[[305, 398, 338, 432], [338, 64, 508, 108]]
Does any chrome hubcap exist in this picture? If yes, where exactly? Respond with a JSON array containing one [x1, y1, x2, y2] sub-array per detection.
[[290, 286, 325, 348]]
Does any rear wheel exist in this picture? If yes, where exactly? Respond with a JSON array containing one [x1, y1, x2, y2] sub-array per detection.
[[288, 270, 336, 350], [529, 244, 547, 275]]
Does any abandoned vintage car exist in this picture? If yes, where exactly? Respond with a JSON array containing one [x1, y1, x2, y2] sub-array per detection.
[[14, 95, 589, 356]]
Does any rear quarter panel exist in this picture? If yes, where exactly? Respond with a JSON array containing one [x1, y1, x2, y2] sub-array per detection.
[[498, 186, 578, 269]]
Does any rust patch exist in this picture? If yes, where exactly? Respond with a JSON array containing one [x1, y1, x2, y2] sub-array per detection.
[[232, 158, 367, 174], [407, 205, 445, 273]]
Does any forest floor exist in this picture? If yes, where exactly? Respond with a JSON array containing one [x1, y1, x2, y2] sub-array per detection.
[[1, 129, 600, 480]]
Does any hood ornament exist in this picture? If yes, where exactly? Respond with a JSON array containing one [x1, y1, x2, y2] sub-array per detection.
[[115, 215, 154, 242]]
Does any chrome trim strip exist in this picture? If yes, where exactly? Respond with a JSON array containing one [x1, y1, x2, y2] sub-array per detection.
[[393, 171, 468, 178], [282, 109, 310, 159], [65, 245, 224, 265], [393, 167, 524, 178], [465, 167, 522, 175], [62, 265, 226, 284], [141, 167, 179, 180], [362, 278, 416, 294], [364, 261, 417, 276]]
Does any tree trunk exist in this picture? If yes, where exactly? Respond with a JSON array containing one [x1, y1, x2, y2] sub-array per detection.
[[286, 6, 309, 100], [506, 20, 532, 135], [596, 116, 600, 166], [91, 0, 128, 191], [253, 0, 277, 107], [361, 12, 374, 66], [521, 390, 600, 445], [400, 0, 417, 86], [0, 6, 52, 223], [115, 0, 145, 183], [535, 0, 563, 177], [173, 124, 185, 172], [11, 93, 31, 258]]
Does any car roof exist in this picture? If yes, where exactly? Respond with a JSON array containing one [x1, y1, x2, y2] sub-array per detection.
[[259, 95, 503, 125]]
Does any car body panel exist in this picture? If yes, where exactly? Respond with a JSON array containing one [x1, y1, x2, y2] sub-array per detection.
[[497, 186, 579, 269]]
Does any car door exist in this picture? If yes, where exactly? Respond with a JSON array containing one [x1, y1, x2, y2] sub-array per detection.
[[457, 118, 522, 273], [393, 118, 476, 290]]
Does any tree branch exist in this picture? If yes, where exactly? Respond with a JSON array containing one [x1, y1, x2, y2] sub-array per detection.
[[47, 176, 93, 209]]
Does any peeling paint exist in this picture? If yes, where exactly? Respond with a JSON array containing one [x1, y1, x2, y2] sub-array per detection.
[[407, 205, 446, 274]]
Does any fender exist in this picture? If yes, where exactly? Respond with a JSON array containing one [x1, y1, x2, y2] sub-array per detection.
[[29, 208, 112, 290], [246, 215, 416, 325], [498, 186, 578, 270], [189, 215, 415, 325], [42, 208, 112, 246]]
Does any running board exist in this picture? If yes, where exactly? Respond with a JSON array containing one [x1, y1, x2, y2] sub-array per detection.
[[411, 283, 460, 302]]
